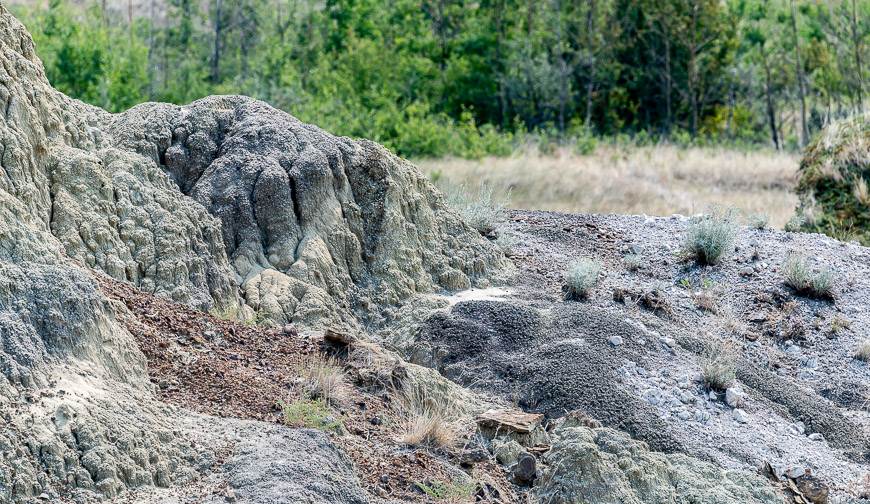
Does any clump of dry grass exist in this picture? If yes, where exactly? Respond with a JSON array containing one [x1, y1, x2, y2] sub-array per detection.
[[856, 340, 870, 362], [701, 340, 737, 391], [300, 353, 346, 403], [829, 314, 851, 335], [692, 288, 718, 313], [417, 145, 799, 227], [783, 254, 835, 299], [398, 384, 464, 450]]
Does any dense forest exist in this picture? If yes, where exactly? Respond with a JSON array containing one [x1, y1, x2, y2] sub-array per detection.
[[12, 0, 870, 157]]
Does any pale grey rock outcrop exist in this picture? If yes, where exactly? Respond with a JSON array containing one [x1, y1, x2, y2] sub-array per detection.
[[106, 96, 510, 327], [537, 424, 782, 504]]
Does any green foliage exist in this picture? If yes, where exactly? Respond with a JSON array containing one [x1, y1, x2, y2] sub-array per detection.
[[12, 0, 870, 157], [278, 399, 343, 433], [414, 480, 476, 501]]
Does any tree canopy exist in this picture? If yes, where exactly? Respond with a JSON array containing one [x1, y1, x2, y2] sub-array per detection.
[[14, 0, 870, 157]]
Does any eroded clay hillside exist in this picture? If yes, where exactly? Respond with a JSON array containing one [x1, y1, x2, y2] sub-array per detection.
[[0, 4, 868, 504]]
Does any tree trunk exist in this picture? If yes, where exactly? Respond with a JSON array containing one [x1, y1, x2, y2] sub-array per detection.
[[584, 0, 597, 127], [211, 0, 224, 84], [664, 35, 672, 134], [762, 45, 780, 150], [554, 0, 567, 134], [790, 0, 809, 146], [850, 0, 864, 110]]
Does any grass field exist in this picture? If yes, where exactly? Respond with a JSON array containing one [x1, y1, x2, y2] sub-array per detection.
[[417, 145, 800, 228]]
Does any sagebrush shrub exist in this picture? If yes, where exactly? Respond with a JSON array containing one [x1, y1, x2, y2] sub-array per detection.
[[443, 182, 507, 235], [681, 208, 739, 265], [783, 254, 835, 299], [565, 258, 602, 300]]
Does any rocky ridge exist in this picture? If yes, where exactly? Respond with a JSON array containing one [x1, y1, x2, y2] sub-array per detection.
[[0, 4, 868, 504]]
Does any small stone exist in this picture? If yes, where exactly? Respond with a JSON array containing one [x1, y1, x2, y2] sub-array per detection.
[[380, 474, 389, 484], [789, 422, 806, 435], [676, 410, 691, 421], [224, 488, 236, 502], [511, 453, 537, 485], [708, 391, 718, 401], [643, 389, 662, 406], [608, 335, 624, 347], [37, 494, 50, 501], [808, 433, 825, 442], [694, 410, 710, 423], [738, 267, 754, 277], [732, 408, 749, 424], [369, 416, 382, 426], [725, 386, 745, 408], [283, 324, 295, 335], [679, 392, 695, 404]]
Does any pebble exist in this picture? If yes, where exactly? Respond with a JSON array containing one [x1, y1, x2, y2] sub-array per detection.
[[694, 410, 711, 423], [643, 389, 662, 406], [789, 422, 806, 435], [608, 335, 624, 347], [679, 392, 695, 404], [738, 267, 754, 277], [676, 410, 691, 421], [732, 409, 749, 424], [725, 386, 745, 408], [808, 433, 825, 442]]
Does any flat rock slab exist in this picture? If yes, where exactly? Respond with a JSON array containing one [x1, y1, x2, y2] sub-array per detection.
[[477, 409, 544, 434]]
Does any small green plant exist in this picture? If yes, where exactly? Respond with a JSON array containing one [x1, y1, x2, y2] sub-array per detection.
[[209, 305, 268, 326], [209, 305, 239, 320], [443, 182, 508, 236], [680, 208, 739, 265], [623, 253, 643, 271], [701, 340, 736, 391], [746, 213, 769, 230], [415, 480, 476, 501], [564, 258, 602, 300], [242, 309, 270, 327], [855, 340, 870, 362], [783, 254, 835, 299], [278, 399, 343, 433]]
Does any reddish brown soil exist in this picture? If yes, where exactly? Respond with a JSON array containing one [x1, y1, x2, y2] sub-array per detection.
[[96, 274, 515, 503]]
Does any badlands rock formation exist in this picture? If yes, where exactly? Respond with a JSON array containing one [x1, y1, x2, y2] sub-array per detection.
[[1, 4, 869, 504]]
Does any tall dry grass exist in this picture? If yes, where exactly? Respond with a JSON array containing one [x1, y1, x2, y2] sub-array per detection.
[[418, 145, 800, 227]]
